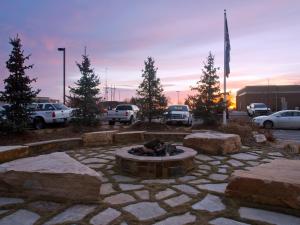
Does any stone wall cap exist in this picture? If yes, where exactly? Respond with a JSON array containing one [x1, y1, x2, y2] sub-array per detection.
[[84, 130, 117, 135], [0, 146, 28, 153], [25, 138, 82, 146], [117, 131, 146, 134], [184, 131, 239, 140]]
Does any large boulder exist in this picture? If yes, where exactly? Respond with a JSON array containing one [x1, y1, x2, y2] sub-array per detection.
[[183, 131, 241, 155], [226, 159, 300, 209], [82, 131, 117, 147], [0, 152, 102, 202]]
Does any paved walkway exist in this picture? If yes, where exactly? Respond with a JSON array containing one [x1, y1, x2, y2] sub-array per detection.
[[0, 144, 299, 225]]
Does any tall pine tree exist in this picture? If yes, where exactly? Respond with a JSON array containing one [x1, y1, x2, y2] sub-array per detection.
[[186, 52, 224, 125], [0, 35, 40, 132], [68, 52, 100, 125], [137, 57, 167, 122]]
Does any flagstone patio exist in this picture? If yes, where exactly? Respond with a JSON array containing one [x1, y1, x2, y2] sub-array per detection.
[[0, 143, 299, 225]]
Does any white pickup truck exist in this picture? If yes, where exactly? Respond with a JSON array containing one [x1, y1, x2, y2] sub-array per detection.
[[163, 105, 192, 126], [107, 104, 139, 125], [247, 103, 270, 117], [30, 103, 73, 129]]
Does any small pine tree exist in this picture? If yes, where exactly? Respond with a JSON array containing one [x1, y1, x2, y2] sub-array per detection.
[[0, 35, 40, 133], [68, 52, 101, 125], [186, 52, 224, 125], [137, 57, 167, 122]]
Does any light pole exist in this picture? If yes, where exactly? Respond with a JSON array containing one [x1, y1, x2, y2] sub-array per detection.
[[176, 91, 180, 104], [57, 47, 66, 104]]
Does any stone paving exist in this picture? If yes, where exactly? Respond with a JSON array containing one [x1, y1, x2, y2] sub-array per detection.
[[0, 144, 300, 225]]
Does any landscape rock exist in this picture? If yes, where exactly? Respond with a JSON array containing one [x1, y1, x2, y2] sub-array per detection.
[[183, 131, 241, 155], [226, 159, 300, 209], [82, 131, 116, 147], [0, 152, 102, 202], [253, 134, 267, 143]]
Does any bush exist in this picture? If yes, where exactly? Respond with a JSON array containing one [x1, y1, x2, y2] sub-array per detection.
[[218, 121, 259, 145]]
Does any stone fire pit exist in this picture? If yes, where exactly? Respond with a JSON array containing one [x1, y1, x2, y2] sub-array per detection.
[[115, 140, 197, 178]]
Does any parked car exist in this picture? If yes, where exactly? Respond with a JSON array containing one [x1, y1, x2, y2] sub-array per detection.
[[0, 106, 7, 121], [163, 105, 192, 126], [107, 104, 139, 125], [252, 110, 300, 129], [247, 103, 270, 117], [30, 103, 73, 129]]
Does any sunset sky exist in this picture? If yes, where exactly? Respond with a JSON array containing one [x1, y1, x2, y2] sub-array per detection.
[[1, 0, 300, 104]]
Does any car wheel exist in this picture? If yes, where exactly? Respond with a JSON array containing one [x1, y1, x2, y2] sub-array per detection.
[[128, 116, 134, 125], [263, 120, 273, 129], [34, 117, 45, 129]]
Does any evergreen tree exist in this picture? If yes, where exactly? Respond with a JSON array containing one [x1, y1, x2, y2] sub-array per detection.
[[0, 35, 40, 132], [186, 52, 224, 124], [137, 57, 167, 122], [68, 52, 100, 125]]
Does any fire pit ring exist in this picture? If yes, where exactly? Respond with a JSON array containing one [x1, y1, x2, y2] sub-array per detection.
[[115, 145, 197, 178]]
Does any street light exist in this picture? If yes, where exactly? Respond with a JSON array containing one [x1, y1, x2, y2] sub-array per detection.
[[57, 47, 66, 104], [176, 91, 180, 104]]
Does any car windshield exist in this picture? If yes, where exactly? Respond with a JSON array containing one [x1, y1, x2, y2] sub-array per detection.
[[167, 105, 188, 111], [53, 104, 69, 110], [254, 103, 267, 108]]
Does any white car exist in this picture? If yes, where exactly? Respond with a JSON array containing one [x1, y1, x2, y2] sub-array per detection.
[[252, 110, 300, 129], [164, 105, 192, 126], [0, 106, 7, 121]]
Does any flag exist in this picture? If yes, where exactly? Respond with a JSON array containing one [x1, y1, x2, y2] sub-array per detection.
[[224, 10, 231, 77]]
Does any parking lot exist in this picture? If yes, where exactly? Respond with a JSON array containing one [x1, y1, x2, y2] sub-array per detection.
[[272, 129, 300, 143]]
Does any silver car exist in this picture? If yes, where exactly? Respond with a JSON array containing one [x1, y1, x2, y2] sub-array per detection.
[[252, 110, 300, 129]]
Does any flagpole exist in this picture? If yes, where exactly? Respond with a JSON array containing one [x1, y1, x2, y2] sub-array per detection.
[[223, 9, 227, 125]]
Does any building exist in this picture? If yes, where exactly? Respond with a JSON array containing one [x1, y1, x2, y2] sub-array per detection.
[[236, 85, 300, 111]]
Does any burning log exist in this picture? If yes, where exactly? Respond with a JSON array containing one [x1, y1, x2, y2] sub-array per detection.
[[128, 139, 183, 156]]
